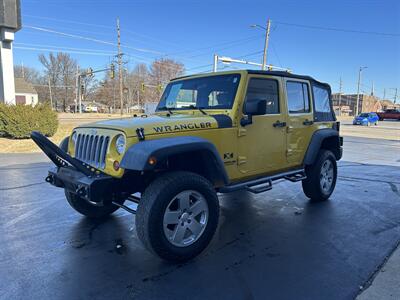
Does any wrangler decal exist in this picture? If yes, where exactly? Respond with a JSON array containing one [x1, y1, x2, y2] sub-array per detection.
[[153, 122, 212, 133]]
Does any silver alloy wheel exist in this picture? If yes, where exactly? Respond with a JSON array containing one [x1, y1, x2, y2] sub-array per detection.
[[163, 190, 209, 247], [320, 159, 334, 193]]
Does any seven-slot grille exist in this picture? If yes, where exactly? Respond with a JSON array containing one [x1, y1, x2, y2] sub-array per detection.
[[74, 133, 110, 169]]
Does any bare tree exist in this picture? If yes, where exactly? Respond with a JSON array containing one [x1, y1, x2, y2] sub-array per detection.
[[149, 58, 184, 101], [126, 63, 150, 109], [14, 65, 42, 83], [39, 52, 77, 111]]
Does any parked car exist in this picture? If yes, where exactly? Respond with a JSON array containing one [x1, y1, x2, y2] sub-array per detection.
[[353, 112, 379, 126], [377, 109, 400, 121], [31, 70, 342, 262]]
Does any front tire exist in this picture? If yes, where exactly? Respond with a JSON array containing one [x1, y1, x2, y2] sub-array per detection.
[[65, 190, 122, 218], [302, 150, 337, 202], [136, 171, 219, 262]]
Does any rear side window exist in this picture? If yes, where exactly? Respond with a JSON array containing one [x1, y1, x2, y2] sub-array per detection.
[[312, 84, 335, 121], [313, 85, 331, 113], [245, 78, 279, 114], [286, 81, 310, 113]]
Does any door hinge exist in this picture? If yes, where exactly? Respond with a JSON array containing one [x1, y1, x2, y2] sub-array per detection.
[[238, 156, 247, 165], [238, 128, 247, 137]]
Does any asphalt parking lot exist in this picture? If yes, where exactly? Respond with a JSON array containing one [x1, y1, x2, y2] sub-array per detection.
[[1, 134, 399, 299]]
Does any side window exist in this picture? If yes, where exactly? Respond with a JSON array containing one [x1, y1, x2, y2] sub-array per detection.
[[312, 84, 335, 121], [245, 78, 279, 114], [286, 81, 310, 113], [313, 85, 331, 113]]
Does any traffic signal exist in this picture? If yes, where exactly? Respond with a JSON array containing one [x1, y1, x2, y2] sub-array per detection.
[[141, 82, 145, 92], [80, 84, 85, 94], [110, 64, 115, 79], [87, 67, 93, 77], [157, 84, 163, 92]]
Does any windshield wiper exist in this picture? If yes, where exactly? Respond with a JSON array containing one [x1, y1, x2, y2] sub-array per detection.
[[186, 105, 207, 115], [158, 107, 174, 114]]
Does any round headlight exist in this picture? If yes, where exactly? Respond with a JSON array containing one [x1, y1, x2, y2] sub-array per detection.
[[71, 131, 77, 144], [115, 134, 126, 154]]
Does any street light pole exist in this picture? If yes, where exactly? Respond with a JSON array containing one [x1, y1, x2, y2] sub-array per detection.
[[356, 66, 367, 116], [251, 19, 271, 70], [213, 54, 218, 72], [262, 18, 271, 70]]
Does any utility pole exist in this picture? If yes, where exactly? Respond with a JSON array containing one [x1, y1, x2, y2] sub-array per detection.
[[394, 88, 398, 104], [213, 54, 218, 72], [21, 61, 25, 78], [75, 66, 79, 113], [262, 18, 271, 71], [371, 81, 375, 96], [338, 77, 342, 115], [383, 88, 386, 100], [117, 17, 123, 116], [356, 66, 367, 116], [48, 75, 53, 110]]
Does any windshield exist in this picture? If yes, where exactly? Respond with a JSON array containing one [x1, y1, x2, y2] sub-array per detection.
[[359, 113, 369, 117], [157, 74, 241, 111]]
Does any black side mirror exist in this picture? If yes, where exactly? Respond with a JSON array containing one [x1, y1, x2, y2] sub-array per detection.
[[244, 99, 266, 115], [241, 99, 266, 126]]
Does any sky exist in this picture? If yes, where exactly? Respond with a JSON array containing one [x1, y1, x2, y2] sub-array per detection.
[[13, 0, 400, 99]]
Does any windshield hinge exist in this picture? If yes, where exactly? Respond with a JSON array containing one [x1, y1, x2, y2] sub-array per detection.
[[136, 127, 145, 141]]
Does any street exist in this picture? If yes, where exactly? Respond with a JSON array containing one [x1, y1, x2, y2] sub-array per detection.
[[0, 135, 399, 300]]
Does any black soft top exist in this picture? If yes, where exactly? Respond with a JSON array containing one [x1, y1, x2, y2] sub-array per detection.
[[246, 70, 331, 89], [174, 70, 331, 90]]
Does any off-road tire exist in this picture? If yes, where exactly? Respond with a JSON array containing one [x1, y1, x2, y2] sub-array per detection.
[[136, 171, 219, 262], [302, 149, 337, 202], [65, 190, 122, 218]]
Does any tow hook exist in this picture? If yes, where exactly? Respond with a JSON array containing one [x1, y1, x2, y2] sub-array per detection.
[[45, 175, 54, 184]]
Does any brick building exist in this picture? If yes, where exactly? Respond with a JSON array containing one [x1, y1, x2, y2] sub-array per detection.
[[332, 93, 382, 116]]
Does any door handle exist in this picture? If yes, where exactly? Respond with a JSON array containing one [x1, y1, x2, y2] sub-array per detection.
[[273, 121, 286, 128], [303, 120, 314, 126]]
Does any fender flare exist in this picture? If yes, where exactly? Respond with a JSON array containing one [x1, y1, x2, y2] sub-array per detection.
[[303, 128, 341, 165], [120, 136, 229, 185]]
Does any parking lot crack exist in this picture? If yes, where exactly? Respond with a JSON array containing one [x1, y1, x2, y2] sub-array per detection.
[[0, 181, 46, 191]]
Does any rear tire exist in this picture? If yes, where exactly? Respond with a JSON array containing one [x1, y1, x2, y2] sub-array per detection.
[[136, 171, 219, 262], [302, 150, 337, 202], [65, 190, 123, 218]]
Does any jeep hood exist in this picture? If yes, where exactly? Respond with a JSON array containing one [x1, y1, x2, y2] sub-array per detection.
[[77, 114, 222, 137]]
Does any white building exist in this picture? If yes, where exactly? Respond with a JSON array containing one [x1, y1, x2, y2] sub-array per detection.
[[14, 77, 38, 106]]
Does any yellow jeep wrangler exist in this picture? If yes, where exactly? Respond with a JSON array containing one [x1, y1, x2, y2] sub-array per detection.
[[32, 70, 343, 261]]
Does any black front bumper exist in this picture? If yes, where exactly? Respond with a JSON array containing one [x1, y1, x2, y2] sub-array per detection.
[[31, 131, 114, 202], [47, 166, 114, 201]]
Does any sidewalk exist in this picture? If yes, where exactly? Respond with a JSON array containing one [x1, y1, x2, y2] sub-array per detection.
[[357, 244, 400, 300]]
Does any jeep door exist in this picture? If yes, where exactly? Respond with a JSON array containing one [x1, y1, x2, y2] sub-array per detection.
[[237, 75, 287, 177], [284, 78, 315, 165]]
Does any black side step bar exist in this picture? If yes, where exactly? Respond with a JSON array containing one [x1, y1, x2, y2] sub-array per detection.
[[219, 169, 306, 194]]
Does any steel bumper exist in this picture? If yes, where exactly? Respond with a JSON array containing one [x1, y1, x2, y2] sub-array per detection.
[[47, 166, 114, 201], [31, 131, 113, 202]]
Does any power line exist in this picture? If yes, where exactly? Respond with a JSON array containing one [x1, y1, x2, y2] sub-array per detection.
[[23, 14, 115, 29], [14, 46, 114, 56], [25, 25, 164, 55], [274, 21, 400, 37], [14, 42, 116, 54]]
